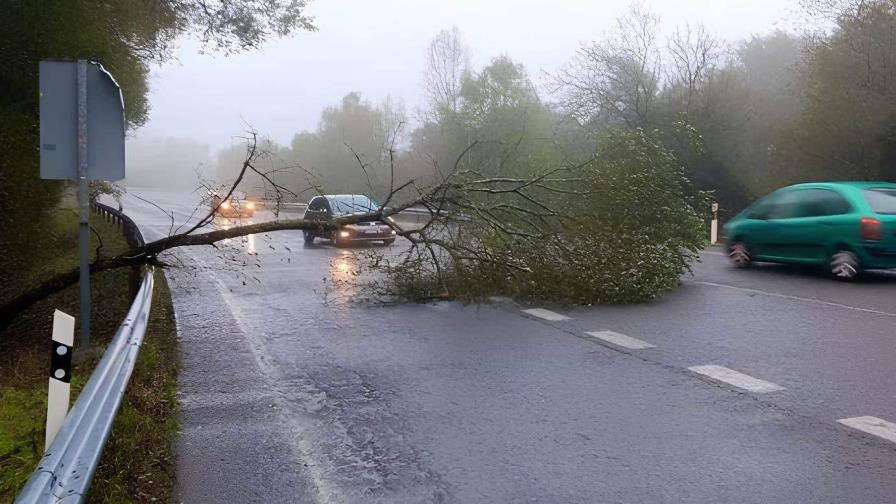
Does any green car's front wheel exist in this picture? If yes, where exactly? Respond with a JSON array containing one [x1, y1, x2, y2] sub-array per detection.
[[830, 250, 860, 280], [728, 242, 752, 268]]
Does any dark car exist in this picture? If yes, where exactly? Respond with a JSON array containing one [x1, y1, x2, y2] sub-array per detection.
[[302, 194, 396, 246], [210, 190, 256, 218], [724, 182, 896, 279]]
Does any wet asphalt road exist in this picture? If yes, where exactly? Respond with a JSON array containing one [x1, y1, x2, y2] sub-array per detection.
[[119, 188, 896, 504]]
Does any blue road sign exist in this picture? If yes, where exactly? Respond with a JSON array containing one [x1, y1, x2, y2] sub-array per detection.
[[39, 60, 125, 181]]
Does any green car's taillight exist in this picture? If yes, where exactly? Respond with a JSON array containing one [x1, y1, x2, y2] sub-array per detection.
[[860, 217, 883, 241]]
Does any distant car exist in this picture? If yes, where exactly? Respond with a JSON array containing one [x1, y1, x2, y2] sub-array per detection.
[[210, 191, 255, 218], [724, 182, 896, 279], [302, 194, 396, 246]]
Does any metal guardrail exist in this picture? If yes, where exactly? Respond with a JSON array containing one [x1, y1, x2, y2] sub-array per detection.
[[16, 206, 154, 504], [94, 202, 145, 297], [391, 207, 432, 216], [93, 202, 145, 248]]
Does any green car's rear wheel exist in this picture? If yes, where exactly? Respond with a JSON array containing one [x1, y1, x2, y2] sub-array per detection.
[[830, 250, 860, 280], [728, 242, 751, 268]]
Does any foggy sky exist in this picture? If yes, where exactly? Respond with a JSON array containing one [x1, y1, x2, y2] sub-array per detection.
[[134, 0, 803, 151]]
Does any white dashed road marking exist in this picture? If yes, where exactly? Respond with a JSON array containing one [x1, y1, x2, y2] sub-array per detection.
[[522, 308, 570, 321], [838, 416, 896, 444], [586, 331, 655, 350], [687, 365, 785, 393]]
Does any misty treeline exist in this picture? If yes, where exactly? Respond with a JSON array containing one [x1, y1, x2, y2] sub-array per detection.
[[210, 0, 896, 221]]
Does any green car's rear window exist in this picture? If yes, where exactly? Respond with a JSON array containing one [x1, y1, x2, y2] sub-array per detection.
[[864, 188, 896, 214]]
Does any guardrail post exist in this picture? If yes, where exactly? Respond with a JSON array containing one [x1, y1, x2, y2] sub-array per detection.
[[710, 202, 719, 245], [129, 266, 141, 299], [46, 310, 75, 450], [90, 203, 145, 300]]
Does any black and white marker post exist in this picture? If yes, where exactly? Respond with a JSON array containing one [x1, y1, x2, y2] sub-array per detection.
[[46, 309, 75, 450]]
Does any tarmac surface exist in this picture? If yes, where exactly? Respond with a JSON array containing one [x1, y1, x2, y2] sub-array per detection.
[[121, 188, 896, 503]]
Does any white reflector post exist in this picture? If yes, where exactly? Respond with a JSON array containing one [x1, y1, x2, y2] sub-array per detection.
[[46, 309, 75, 450], [710, 202, 719, 245]]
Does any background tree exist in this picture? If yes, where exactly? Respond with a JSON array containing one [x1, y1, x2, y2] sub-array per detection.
[[657, 31, 806, 211], [551, 3, 663, 130], [708, 31, 806, 198], [413, 54, 564, 181], [279, 92, 413, 200], [551, 5, 808, 213], [772, 0, 896, 186], [423, 26, 470, 119], [665, 23, 722, 118]]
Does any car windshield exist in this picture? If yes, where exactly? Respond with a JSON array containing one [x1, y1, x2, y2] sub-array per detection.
[[329, 195, 379, 215], [864, 188, 896, 214]]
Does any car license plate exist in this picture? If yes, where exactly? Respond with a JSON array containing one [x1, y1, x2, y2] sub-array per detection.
[[363, 228, 378, 234]]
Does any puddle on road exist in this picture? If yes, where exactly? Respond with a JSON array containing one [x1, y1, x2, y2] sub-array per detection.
[[327, 252, 361, 302], [216, 221, 258, 255], [246, 233, 256, 254]]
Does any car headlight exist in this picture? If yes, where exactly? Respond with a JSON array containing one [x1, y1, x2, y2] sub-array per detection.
[[339, 231, 350, 238], [391, 230, 397, 235], [246, 201, 255, 210], [221, 201, 230, 209]]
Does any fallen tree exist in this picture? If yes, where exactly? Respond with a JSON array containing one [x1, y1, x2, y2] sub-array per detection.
[[349, 128, 710, 304]]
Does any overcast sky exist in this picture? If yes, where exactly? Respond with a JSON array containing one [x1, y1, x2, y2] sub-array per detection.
[[135, 0, 803, 152]]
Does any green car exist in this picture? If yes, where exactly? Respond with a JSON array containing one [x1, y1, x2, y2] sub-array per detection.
[[724, 182, 896, 279]]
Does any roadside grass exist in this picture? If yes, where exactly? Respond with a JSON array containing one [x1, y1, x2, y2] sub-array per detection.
[[0, 203, 179, 503]]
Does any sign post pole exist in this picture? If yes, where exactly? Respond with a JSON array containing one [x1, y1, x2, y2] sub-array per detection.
[[77, 60, 91, 353], [40, 59, 126, 356]]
